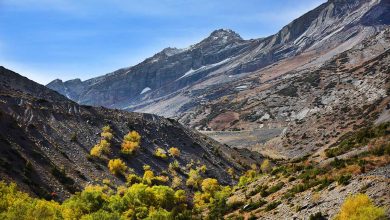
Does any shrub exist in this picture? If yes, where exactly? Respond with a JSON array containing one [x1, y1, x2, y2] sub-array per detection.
[[337, 174, 351, 186], [237, 169, 257, 187], [101, 132, 113, 141], [101, 125, 113, 141], [242, 199, 267, 211], [147, 208, 171, 219], [154, 148, 167, 159], [334, 194, 385, 220], [121, 131, 141, 154], [168, 160, 180, 171], [269, 182, 285, 193], [370, 142, 390, 156], [309, 212, 326, 220], [90, 145, 103, 157], [90, 139, 111, 157], [108, 159, 127, 176], [168, 147, 180, 157], [152, 176, 169, 186], [264, 182, 284, 196], [186, 169, 202, 189], [124, 130, 141, 143], [142, 170, 154, 185], [227, 168, 235, 179], [143, 165, 151, 171], [265, 201, 281, 211], [248, 185, 267, 197], [330, 157, 346, 169], [174, 190, 186, 203], [201, 178, 219, 193], [316, 178, 334, 191], [126, 174, 142, 186], [260, 159, 271, 173], [171, 176, 182, 189], [198, 165, 207, 173]]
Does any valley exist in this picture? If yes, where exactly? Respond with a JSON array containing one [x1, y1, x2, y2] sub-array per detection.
[[0, 0, 389, 219]]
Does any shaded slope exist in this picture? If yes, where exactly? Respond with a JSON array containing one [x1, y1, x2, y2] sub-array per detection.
[[0, 67, 260, 200]]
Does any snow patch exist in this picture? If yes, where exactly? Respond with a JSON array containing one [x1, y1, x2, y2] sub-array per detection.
[[140, 87, 151, 94], [235, 85, 248, 90], [178, 58, 231, 80]]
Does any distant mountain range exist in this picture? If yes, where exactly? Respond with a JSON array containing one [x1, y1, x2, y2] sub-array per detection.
[[47, 0, 390, 159], [47, 0, 389, 116]]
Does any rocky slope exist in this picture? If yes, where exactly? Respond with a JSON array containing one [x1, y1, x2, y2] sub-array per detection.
[[223, 122, 390, 219], [186, 27, 390, 159], [0, 66, 260, 201]]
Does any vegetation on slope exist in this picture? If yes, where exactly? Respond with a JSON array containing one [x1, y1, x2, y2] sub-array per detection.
[[0, 123, 389, 219]]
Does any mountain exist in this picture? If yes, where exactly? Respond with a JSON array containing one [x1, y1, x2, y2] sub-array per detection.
[[47, 0, 390, 160], [0, 66, 261, 200], [47, 0, 389, 114]]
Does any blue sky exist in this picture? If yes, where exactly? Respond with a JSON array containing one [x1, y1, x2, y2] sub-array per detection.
[[0, 0, 326, 84]]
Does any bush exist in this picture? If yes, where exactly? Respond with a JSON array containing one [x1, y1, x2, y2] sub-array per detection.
[[186, 169, 202, 189], [242, 200, 267, 211], [370, 142, 390, 156], [201, 178, 219, 193], [260, 159, 271, 173], [168, 160, 180, 171], [108, 159, 127, 176], [265, 201, 281, 211], [121, 131, 141, 154], [101, 125, 113, 141], [337, 174, 351, 186], [309, 212, 326, 220], [334, 194, 385, 220], [198, 165, 207, 173], [267, 182, 285, 195], [154, 148, 167, 159], [330, 157, 346, 169], [248, 185, 267, 197], [90, 139, 111, 157], [143, 170, 155, 185], [126, 174, 142, 185], [90, 145, 103, 157], [168, 147, 180, 157]]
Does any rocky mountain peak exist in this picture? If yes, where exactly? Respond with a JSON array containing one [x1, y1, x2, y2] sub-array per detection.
[[161, 47, 183, 56], [207, 28, 243, 42]]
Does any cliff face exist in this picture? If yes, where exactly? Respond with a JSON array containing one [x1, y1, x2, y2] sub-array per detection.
[[1, 67, 260, 200]]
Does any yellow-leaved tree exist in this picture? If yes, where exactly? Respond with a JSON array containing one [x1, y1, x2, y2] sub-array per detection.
[[334, 193, 385, 220], [101, 125, 113, 140], [168, 147, 180, 157], [90, 139, 110, 157], [154, 148, 167, 159], [121, 131, 141, 154], [260, 159, 271, 173], [108, 159, 127, 176]]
